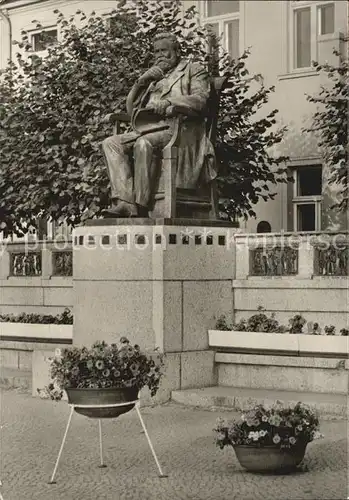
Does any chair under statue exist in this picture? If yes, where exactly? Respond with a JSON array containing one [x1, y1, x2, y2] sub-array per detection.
[[108, 76, 229, 220]]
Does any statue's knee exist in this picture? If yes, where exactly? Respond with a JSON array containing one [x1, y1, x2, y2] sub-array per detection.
[[134, 137, 149, 154], [102, 135, 121, 151], [102, 136, 112, 151]]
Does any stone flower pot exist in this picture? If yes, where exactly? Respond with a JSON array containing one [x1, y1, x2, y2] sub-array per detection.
[[233, 443, 307, 473], [65, 387, 139, 419]]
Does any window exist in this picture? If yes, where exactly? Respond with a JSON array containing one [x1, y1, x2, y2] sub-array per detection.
[[292, 165, 322, 231], [206, 0, 239, 17], [318, 3, 334, 35], [294, 7, 311, 68], [297, 166, 322, 196], [297, 204, 316, 231], [31, 28, 57, 52], [290, 2, 335, 70], [257, 221, 272, 233], [202, 0, 241, 62]]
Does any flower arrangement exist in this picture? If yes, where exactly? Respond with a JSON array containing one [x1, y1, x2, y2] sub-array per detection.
[[44, 337, 164, 399], [214, 401, 323, 450], [216, 307, 348, 335], [215, 307, 287, 333], [0, 307, 73, 324]]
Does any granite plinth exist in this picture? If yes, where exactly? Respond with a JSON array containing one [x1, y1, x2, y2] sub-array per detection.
[[72, 222, 234, 401], [84, 217, 238, 228]]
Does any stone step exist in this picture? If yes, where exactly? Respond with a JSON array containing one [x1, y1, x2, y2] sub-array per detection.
[[0, 367, 32, 392], [171, 386, 348, 417], [216, 353, 348, 395]]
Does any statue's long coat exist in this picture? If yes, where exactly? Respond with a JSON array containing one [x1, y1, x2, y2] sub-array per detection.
[[126, 59, 217, 188]]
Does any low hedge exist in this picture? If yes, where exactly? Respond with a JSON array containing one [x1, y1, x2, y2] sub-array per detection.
[[0, 308, 73, 325], [216, 307, 348, 336]]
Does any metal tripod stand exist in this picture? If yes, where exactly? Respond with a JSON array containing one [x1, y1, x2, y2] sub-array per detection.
[[48, 399, 167, 484]]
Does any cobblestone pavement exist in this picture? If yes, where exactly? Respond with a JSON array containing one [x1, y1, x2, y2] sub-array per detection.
[[0, 389, 347, 500]]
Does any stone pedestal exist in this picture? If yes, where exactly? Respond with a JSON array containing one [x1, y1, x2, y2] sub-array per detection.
[[73, 219, 235, 402]]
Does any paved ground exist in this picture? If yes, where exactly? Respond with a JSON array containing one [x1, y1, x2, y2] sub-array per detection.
[[0, 389, 347, 500]]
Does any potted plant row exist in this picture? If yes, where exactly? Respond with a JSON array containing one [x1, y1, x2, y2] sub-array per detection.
[[210, 308, 349, 356], [214, 401, 323, 473], [0, 308, 73, 341], [39, 337, 164, 418]]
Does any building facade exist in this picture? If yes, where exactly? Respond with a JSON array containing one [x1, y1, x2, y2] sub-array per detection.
[[0, 0, 348, 233]]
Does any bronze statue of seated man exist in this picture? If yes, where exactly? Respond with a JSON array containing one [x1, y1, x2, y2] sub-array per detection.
[[102, 31, 217, 218]]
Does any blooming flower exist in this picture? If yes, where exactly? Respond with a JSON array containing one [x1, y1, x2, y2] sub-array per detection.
[[272, 434, 281, 444], [86, 360, 94, 370], [71, 366, 79, 376], [296, 425, 303, 431], [311, 430, 324, 440], [259, 430, 268, 437], [130, 363, 140, 376], [102, 369, 110, 377], [269, 415, 282, 426], [216, 432, 226, 441], [95, 360, 105, 370], [248, 431, 259, 441], [246, 417, 260, 427], [289, 437, 297, 445], [261, 415, 268, 422]]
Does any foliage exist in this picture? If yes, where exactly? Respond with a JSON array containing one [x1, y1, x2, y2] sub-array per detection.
[[0, 0, 288, 235], [324, 325, 336, 336], [288, 314, 306, 334], [0, 307, 73, 324], [215, 308, 347, 335], [215, 314, 233, 331], [49, 338, 164, 397], [216, 306, 287, 333], [309, 322, 320, 335], [214, 401, 322, 450], [37, 382, 63, 401], [304, 51, 348, 213]]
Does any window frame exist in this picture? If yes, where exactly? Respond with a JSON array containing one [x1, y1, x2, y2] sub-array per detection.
[[200, 0, 245, 63], [29, 25, 58, 54], [317, 2, 335, 35], [286, 0, 336, 74], [293, 5, 313, 69], [292, 165, 323, 231]]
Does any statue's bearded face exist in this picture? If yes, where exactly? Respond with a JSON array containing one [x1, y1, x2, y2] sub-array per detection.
[[154, 39, 179, 72]]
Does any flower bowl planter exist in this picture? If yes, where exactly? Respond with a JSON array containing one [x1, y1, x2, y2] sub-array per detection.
[[233, 443, 307, 473], [65, 387, 139, 419], [208, 330, 349, 357], [0, 322, 73, 341]]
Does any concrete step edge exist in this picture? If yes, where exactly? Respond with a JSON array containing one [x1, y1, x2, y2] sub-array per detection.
[[171, 387, 348, 417]]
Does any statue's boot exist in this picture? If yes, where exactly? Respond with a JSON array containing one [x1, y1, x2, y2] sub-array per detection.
[[137, 205, 149, 217], [103, 201, 138, 218]]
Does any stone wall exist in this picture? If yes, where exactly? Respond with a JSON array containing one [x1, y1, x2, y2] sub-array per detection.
[[233, 231, 349, 331], [0, 240, 73, 317]]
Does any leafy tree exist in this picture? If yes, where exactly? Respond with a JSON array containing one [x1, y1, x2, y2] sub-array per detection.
[[304, 52, 348, 213], [0, 0, 288, 236]]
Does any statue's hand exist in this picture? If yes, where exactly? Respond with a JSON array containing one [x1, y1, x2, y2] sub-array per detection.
[[146, 99, 171, 116], [138, 66, 164, 85]]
